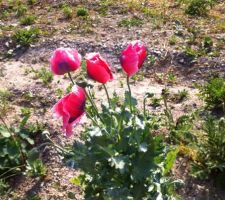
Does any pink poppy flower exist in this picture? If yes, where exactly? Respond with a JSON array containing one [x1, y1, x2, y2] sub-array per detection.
[[53, 85, 86, 137], [86, 53, 113, 84], [120, 41, 147, 77], [50, 48, 81, 75]]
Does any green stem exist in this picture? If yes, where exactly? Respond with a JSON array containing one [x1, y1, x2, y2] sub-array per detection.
[[103, 84, 111, 108], [126, 76, 132, 113], [66, 72, 104, 124], [103, 84, 113, 133], [143, 97, 147, 118], [0, 164, 25, 178], [68, 72, 75, 85], [85, 88, 105, 124], [86, 111, 109, 135]]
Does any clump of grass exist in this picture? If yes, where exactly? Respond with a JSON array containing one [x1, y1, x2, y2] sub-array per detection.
[[16, 4, 27, 17], [151, 97, 162, 108], [12, 27, 40, 47], [201, 36, 213, 52], [118, 17, 143, 28], [169, 35, 177, 45], [20, 15, 36, 26], [180, 0, 218, 16], [97, 0, 113, 16], [76, 7, 89, 17], [171, 89, 189, 103], [32, 67, 53, 85], [62, 5, 73, 19]]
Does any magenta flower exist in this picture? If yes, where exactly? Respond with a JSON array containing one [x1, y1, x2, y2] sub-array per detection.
[[120, 41, 147, 77], [53, 85, 86, 137], [86, 53, 113, 84], [50, 48, 81, 75]]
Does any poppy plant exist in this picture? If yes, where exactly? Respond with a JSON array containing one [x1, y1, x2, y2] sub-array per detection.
[[86, 53, 113, 84], [50, 48, 81, 75], [53, 85, 86, 137], [120, 41, 147, 77]]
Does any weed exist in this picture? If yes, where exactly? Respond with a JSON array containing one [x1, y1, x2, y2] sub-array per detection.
[[25, 149, 47, 178], [12, 28, 41, 47], [214, 21, 225, 33], [183, 47, 200, 61], [0, 115, 44, 188], [55, 88, 64, 99], [201, 36, 213, 52], [151, 97, 161, 107], [1, 10, 10, 19], [97, 0, 114, 16], [192, 117, 225, 183], [131, 72, 144, 83], [32, 67, 53, 85], [0, 179, 9, 195], [76, 7, 89, 17], [177, 89, 189, 102], [182, 0, 217, 16], [162, 89, 196, 144], [20, 15, 36, 26], [169, 35, 177, 45], [21, 107, 32, 116], [16, 4, 27, 17], [62, 5, 73, 19], [171, 89, 189, 103], [118, 17, 143, 28], [167, 72, 177, 84], [198, 77, 225, 111]]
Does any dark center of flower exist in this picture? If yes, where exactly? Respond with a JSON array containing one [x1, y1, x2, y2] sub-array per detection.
[[68, 117, 77, 124], [58, 61, 70, 73]]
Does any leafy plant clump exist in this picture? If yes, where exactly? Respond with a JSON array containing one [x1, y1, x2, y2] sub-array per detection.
[[32, 67, 53, 85], [62, 5, 73, 19], [20, 15, 36, 26], [192, 117, 225, 183], [76, 7, 89, 17], [0, 115, 45, 193], [178, 0, 218, 16], [12, 27, 41, 47], [198, 77, 225, 111], [67, 92, 181, 199]]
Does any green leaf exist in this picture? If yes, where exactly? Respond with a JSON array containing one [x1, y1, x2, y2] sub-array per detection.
[[125, 91, 137, 107], [69, 177, 81, 186], [20, 133, 34, 145], [27, 148, 39, 163], [0, 126, 11, 138], [163, 148, 179, 175]]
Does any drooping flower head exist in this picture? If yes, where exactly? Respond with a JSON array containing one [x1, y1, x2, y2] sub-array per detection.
[[86, 53, 113, 84], [120, 41, 147, 77], [50, 48, 81, 75], [53, 85, 86, 137]]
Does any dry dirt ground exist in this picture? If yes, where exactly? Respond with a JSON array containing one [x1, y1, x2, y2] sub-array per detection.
[[0, 0, 225, 199]]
